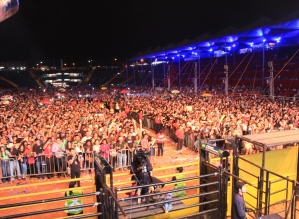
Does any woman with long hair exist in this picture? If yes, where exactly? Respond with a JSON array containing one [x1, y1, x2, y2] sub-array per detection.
[[83, 140, 93, 171], [24, 143, 35, 177], [43, 140, 54, 179], [100, 138, 110, 161], [17, 144, 27, 179], [93, 139, 101, 155]]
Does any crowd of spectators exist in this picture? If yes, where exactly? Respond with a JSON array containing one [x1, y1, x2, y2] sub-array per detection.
[[0, 85, 298, 183]]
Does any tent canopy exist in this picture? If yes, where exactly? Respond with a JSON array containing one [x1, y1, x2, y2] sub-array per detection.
[[131, 10, 299, 61], [240, 129, 299, 147]]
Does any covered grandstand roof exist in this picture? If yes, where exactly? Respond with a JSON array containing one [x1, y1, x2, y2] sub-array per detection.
[[240, 129, 299, 147], [132, 10, 299, 61]]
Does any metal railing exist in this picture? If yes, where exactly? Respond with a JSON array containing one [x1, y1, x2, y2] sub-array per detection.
[[115, 171, 222, 219], [236, 156, 296, 218], [0, 177, 98, 219], [0, 152, 96, 184]]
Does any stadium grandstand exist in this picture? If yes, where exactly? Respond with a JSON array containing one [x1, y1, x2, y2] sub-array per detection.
[[123, 10, 299, 97]]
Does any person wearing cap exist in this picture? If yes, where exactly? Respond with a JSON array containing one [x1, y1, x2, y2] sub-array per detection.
[[232, 182, 247, 219]]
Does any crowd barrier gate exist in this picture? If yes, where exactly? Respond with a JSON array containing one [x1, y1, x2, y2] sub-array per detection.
[[0, 152, 99, 184]]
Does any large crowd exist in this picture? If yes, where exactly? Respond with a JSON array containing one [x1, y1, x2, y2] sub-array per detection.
[[0, 85, 297, 183]]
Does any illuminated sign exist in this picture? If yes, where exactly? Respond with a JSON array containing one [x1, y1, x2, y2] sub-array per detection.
[[201, 143, 225, 157]]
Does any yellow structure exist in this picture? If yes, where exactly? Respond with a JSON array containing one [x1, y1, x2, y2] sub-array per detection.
[[239, 147, 298, 211]]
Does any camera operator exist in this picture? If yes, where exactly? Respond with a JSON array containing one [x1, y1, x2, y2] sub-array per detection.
[[67, 148, 82, 187], [131, 150, 153, 204]]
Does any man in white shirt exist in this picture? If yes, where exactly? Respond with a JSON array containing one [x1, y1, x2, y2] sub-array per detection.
[[52, 138, 65, 177], [81, 132, 92, 144]]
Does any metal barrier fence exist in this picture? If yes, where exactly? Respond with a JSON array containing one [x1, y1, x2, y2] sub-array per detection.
[[109, 148, 135, 171], [1, 147, 158, 183], [0, 152, 95, 184], [0, 156, 130, 219], [0, 176, 99, 219], [115, 171, 223, 219], [235, 156, 296, 218]]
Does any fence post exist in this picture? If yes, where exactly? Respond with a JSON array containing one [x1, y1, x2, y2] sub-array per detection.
[[99, 188, 106, 219], [218, 167, 227, 219], [258, 168, 264, 217], [114, 188, 118, 219], [256, 176, 260, 217], [109, 196, 115, 219], [265, 172, 270, 215], [291, 184, 296, 219], [92, 175, 97, 216]]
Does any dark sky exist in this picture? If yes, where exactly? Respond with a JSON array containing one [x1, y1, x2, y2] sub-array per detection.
[[0, 0, 298, 65]]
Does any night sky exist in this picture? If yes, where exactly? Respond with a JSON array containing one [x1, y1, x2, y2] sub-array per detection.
[[0, 0, 298, 65]]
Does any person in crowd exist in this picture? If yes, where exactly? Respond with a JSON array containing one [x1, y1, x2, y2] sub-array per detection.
[[52, 137, 66, 178], [81, 131, 92, 145], [141, 134, 150, 155], [126, 133, 135, 162], [0, 146, 11, 183], [83, 140, 93, 171], [66, 141, 73, 154], [116, 137, 128, 171], [99, 138, 110, 161], [17, 144, 27, 179], [6, 143, 21, 181], [72, 135, 84, 154], [93, 139, 101, 155], [67, 148, 81, 187], [25, 143, 35, 176], [33, 138, 46, 179], [134, 134, 141, 147], [175, 126, 185, 151], [64, 183, 83, 216], [172, 167, 186, 197], [194, 134, 201, 152], [43, 139, 54, 179], [232, 182, 247, 219], [154, 112, 163, 133], [163, 192, 173, 213], [109, 144, 118, 169], [156, 129, 165, 156]]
